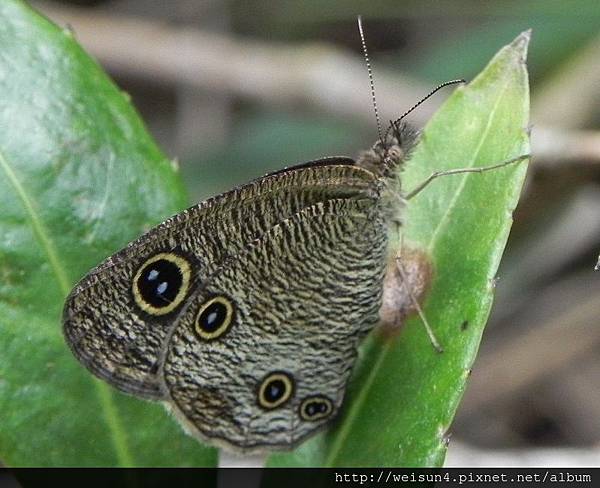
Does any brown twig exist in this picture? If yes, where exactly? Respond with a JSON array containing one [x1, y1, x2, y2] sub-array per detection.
[[532, 126, 600, 167], [34, 1, 432, 126], [447, 441, 600, 467], [533, 32, 600, 129], [34, 2, 600, 167], [459, 270, 600, 416]]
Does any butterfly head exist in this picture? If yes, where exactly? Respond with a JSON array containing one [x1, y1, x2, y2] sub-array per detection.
[[356, 120, 419, 180]]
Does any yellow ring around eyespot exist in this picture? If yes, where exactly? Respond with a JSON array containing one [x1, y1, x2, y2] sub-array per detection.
[[258, 372, 294, 410], [299, 396, 333, 421], [132, 252, 192, 316], [194, 296, 234, 340]]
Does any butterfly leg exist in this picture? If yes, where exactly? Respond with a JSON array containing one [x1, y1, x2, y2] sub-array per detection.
[[405, 153, 530, 200], [394, 225, 443, 353]]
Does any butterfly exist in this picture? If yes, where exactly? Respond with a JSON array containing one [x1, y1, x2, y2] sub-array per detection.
[[62, 19, 528, 453], [62, 117, 424, 451]]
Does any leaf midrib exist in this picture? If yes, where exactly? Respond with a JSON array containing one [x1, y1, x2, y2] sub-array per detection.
[[0, 148, 135, 467], [425, 80, 510, 254]]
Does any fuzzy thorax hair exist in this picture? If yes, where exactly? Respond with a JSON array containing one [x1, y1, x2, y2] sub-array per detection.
[[356, 122, 419, 181]]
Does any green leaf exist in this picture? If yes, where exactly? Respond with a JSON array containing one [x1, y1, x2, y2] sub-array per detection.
[[0, 0, 217, 466], [269, 31, 530, 467]]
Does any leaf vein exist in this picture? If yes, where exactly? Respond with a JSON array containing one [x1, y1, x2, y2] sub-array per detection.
[[0, 148, 135, 467], [0, 148, 71, 294], [425, 79, 510, 254]]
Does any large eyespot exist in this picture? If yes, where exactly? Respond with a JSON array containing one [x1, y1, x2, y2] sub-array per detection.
[[194, 296, 235, 340], [299, 395, 334, 421], [132, 252, 191, 315], [257, 371, 294, 410]]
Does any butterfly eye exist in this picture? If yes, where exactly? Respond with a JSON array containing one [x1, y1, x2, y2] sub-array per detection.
[[194, 296, 235, 340], [257, 372, 294, 410], [299, 395, 333, 421], [132, 252, 191, 315]]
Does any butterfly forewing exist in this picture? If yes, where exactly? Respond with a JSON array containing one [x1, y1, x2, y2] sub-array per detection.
[[62, 162, 382, 403]]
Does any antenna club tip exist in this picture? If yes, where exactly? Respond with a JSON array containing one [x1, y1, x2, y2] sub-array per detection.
[[446, 79, 467, 87]]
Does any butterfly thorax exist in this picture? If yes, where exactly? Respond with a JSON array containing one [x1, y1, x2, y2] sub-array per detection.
[[355, 122, 418, 184]]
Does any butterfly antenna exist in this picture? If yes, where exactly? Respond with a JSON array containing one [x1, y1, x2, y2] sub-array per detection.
[[392, 79, 466, 129], [357, 16, 384, 144]]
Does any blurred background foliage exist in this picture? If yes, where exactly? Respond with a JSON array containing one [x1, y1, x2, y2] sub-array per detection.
[[31, 0, 600, 466]]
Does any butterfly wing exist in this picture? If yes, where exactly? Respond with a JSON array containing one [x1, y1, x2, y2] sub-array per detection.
[[63, 161, 381, 399], [161, 195, 388, 451]]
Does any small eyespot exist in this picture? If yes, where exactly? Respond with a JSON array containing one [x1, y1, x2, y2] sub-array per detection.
[[194, 296, 235, 340], [257, 371, 294, 410], [299, 395, 334, 421], [132, 252, 191, 315]]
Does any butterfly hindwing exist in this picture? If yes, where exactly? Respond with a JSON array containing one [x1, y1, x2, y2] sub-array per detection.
[[162, 196, 388, 451]]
